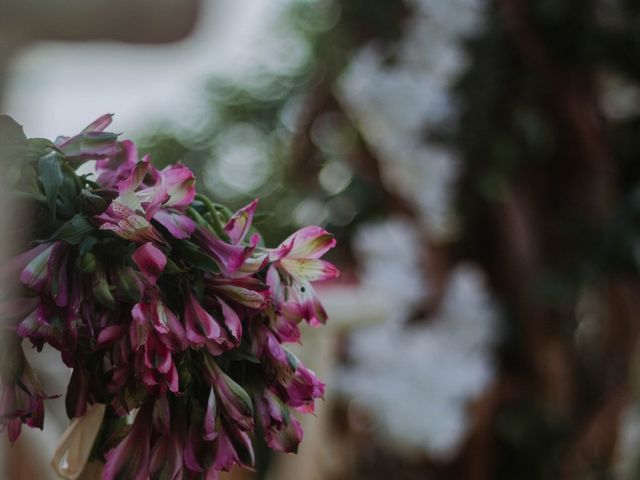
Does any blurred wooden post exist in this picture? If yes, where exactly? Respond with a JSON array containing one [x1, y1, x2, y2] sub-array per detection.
[[267, 285, 390, 480]]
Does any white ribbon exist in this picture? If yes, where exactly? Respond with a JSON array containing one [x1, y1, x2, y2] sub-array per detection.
[[51, 403, 106, 480]]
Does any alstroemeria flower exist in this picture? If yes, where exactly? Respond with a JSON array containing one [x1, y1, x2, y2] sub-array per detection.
[[194, 227, 265, 277], [97, 201, 166, 245], [256, 389, 303, 453], [55, 114, 120, 161], [185, 419, 254, 474], [19, 242, 55, 292], [0, 342, 48, 443], [267, 226, 339, 327], [160, 164, 196, 208], [132, 242, 167, 284], [95, 139, 138, 188], [149, 403, 186, 479], [203, 355, 254, 431], [253, 323, 324, 410], [183, 292, 233, 355], [154, 209, 196, 239], [19, 241, 71, 307], [2, 114, 337, 477], [205, 275, 270, 310], [131, 293, 187, 353], [103, 400, 153, 480], [224, 199, 258, 244], [133, 331, 180, 393]]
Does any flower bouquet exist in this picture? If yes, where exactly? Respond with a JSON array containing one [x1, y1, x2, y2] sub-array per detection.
[[0, 115, 338, 479]]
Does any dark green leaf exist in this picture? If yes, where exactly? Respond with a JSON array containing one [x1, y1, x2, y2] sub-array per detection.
[[0, 115, 28, 163], [178, 243, 220, 273], [38, 152, 64, 216], [93, 269, 115, 310], [50, 215, 94, 245], [78, 236, 98, 256]]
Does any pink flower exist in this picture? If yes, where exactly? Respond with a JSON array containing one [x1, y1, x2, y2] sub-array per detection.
[[97, 201, 166, 245], [55, 114, 120, 161], [252, 324, 324, 410], [19, 241, 71, 307], [193, 227, 264, 277], [205, 275, 270, 311], [103, 400, 153, 480], [183, 292, 233, 355], [203, 355, 255, 431], [224, 199, 258, 244], [0, 342, 49, 443], [256, 389, 303, 453], [95, 139, 139, 188], [160, 164, 196, 208], [267, 226, 339, 327], [132, 242, 167, 284], [154, 209, 196, 239]]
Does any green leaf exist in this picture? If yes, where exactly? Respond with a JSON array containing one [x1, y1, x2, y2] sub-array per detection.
[[38, 152, 64, 216], [114, 267, 143, 303], [50, 215, 94, 245], [227, 348, 260, 364], [93, 269, 115, 310], [0, 115, 28, 162], [78, 236, 98, 256], [27, 138, 59, 162], [178, 243, 220, 273]]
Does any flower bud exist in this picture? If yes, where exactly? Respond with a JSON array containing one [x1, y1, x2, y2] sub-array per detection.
[[80, 253, 97, 273]]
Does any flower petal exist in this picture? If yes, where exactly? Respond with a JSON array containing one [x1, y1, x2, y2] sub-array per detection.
[[280, 258, 340, 282], [161, 164, 196, 207], [272, 226, 336, 261], [154, 209, 196, 239], [224, 199, 258, 245], [132, 243, 166, 284]]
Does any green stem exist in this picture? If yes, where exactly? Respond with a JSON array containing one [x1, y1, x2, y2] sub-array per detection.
[[186, 206, 211, 231], [195, 194, 228, 240]]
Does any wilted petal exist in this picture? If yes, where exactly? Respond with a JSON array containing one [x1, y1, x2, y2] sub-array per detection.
[[155, 302, 188, 351], [97, 325, 127, 348]]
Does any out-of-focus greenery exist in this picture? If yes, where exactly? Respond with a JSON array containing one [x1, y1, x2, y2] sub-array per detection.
[[141, 0, 640, 479], [139, 0, 410, 268]]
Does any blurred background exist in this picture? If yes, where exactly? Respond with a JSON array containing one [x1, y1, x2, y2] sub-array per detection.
[[3, 0, 640, 478]]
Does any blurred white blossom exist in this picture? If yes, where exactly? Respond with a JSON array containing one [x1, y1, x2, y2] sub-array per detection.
[[338, 259, 498, 459], [338, 0, 487, 239]]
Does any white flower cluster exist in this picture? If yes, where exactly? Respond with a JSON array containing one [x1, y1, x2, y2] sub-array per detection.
[[338, 0, 488, 239], [338, 218, 498, 459]]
